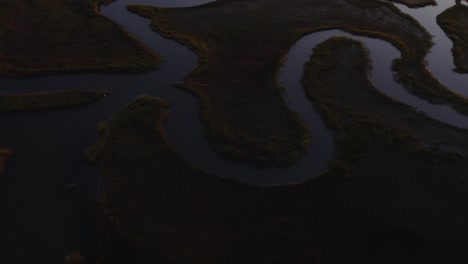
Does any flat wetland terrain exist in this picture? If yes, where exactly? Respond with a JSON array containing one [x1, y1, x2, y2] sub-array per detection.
[[129, 0, 468, 164], [0, 89, 110, 114], [303, 38, 468, 262], [3, 0, 468, 263], [0, 0, 160, 77], [90, 37, 468, 263], [437, 3, 468, 72]]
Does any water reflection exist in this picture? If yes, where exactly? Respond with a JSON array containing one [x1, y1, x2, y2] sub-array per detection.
[[395, 0, 468, 96]]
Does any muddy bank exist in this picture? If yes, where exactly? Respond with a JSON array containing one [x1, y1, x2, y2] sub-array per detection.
[[303, 37, 468, 263], [90, 97, 323, 263]]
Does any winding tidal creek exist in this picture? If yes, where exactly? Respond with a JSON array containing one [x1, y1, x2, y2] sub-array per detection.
[[0, 0, 466, 262]]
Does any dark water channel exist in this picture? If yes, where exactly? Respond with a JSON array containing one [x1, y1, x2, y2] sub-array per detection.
[[0, 1, 211, 262], [0, 0, 466, 262]]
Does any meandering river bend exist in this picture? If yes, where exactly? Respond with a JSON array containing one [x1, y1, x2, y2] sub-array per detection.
[[0, 0, 466, 262]]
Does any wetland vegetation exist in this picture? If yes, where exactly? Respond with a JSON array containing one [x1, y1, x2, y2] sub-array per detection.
[[0, 148, 11, 176], [0, 89, 110, 114], [437, 3, 468, 73], [4, 0, 468, 263], [128, 0, 468, 164], [90, 36, 468, 263], [0, 0, 160, 77], [302, 37, 468, 263]]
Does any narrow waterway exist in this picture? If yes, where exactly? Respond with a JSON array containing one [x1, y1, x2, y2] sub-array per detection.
[[0, 1, 215, 262], [0, 0, 467, 263], [284, 30, 468, 129], [395, 1, 468, 97]]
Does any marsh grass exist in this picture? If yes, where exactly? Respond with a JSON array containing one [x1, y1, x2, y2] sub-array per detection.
[[88, 96, 273, 263], [304, 37, 468, 164], [302, 37, 417, 155], [437, 4, 468, 73], [87, 23, 468, 264], [127, 0, 468, 165], [64, 251, 85, 264], [302, 38, 468, 262], [0, 0, 160, 77], [0, 89, 110, 114], [90, 96, 345, 263], [0, 148, 12, 176], [91, 89, 468, 263], [387, 0, 436, 7]]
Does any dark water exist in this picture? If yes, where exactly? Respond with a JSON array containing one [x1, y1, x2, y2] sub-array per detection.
[[100, 1, 334, 186], [0, 1, 209, 263], [396, 0, 468, 97], [0, 0, 467, 262], [283, 30, 468, 129], [0, 0, 331, 262]]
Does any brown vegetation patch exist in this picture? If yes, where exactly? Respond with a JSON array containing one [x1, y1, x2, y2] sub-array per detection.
[[0, 0, 160, 77], [0, 89, 110, 114], [385, 0, 436, 7], [0, 148, 12, 176], [303, 37, 468, 263], [128, 0, 438, 165], [89, 97, 324, 263], [91, 64, 468, 264], [437, 3, 468, 73]]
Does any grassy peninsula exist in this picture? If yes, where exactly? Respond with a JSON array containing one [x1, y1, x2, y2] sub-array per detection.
[[0, 148, 12, 176], [303, 37, 468, 263], [90, 44, 468, 263], [0, 89, 110, 115], [127, 0, 468, 165], [437, 3, 468, 73], [0, 0, 160, 77]]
